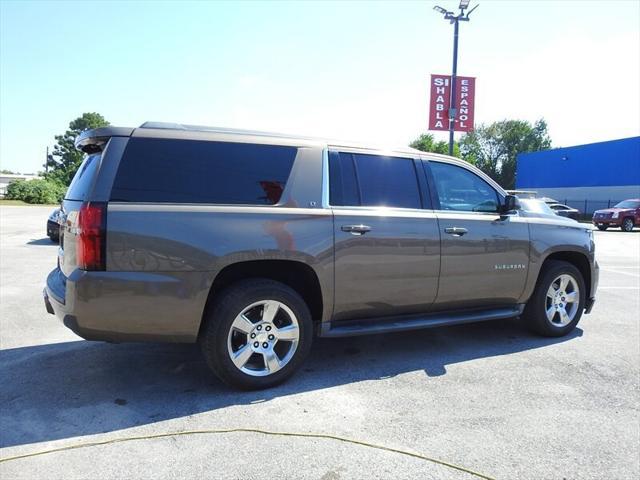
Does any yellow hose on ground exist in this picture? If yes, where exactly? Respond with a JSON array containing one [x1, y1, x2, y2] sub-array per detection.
[[0, 427, 495, 480]]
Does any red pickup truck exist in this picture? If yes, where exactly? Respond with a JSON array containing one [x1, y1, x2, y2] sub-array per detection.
[[592, 199, 640, 231]]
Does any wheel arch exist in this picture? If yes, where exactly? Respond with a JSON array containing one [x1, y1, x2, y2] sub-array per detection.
[[541, 251, 592, 299], [198, 260, 324, 338]]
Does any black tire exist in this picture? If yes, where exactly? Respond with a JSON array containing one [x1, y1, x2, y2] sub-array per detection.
[[621, 217, 634, 232], [200, 279, 313, 390], [596, 225, 608, 231], [522, 260, 586, 337]]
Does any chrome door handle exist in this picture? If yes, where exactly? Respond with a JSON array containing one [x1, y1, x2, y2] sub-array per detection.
[[341, 224, 372, 235], [444, 227, 468, 236]]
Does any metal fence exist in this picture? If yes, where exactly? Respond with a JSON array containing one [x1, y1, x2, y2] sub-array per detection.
[[560, 199, 623, 217]]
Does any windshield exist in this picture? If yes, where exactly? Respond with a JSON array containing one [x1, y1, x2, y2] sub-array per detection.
[[614, 200, 640, 209], [519, 198, 556, 215]]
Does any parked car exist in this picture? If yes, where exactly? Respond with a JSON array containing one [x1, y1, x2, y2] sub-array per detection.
[[592, 199, 640, 231], [517, 198, 560, 219], [548, 203, 580, 220], [44, 123, 599, 390], [46, 208, 62, 242]]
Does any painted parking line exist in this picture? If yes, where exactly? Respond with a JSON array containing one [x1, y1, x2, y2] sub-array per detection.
[[598, 265, 640, 269], [599, 268, 640, 278], [597, 286, 640, 290]]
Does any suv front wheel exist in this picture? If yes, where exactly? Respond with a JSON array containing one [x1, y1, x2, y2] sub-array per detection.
[[523, 260, 586, 337], [200, 279, 313, 390]]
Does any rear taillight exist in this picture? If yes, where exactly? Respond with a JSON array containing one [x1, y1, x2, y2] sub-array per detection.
[[77, 202, 106, 271]]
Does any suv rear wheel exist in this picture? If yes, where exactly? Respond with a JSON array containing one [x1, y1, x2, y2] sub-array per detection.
[[200, 279, 313, 390], [523, 260, 585, 337], [622, 217, 634, 232]]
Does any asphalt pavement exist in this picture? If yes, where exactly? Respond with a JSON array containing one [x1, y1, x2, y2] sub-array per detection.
[[1, 206, 638, 479]]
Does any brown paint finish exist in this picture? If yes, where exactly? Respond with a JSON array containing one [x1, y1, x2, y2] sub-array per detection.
[[45, 123, 598, 343]]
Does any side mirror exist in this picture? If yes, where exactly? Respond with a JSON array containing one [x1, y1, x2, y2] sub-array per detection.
[[501, 195, 520, 214]]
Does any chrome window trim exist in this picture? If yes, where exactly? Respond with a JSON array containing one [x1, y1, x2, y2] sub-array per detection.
[[431, 209, 506, 217], [321, 148, 330, 209], [329, 205, 434, 214]]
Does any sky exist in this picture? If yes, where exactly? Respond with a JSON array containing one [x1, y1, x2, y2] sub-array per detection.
[[1, 0, 639, 173]]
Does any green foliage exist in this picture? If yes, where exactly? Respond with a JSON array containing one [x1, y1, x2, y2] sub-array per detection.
[[5, 179, 66, 204], [459, 119, 552, 189], [1, 169, 19, 174], [46, 112, 109, 186], [410, 134, 460, 157]]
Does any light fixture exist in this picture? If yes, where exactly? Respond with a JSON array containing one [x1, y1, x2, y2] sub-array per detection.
[[433, 1, 479, 155]]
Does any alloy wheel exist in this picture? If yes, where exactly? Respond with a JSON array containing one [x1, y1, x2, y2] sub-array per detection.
[[227, 300, 300, 377], [545, 274, 580, 327]]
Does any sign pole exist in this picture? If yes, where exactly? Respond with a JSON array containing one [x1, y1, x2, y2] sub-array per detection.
[[449, 17, 460, 156], [433, 2, 478, 154]]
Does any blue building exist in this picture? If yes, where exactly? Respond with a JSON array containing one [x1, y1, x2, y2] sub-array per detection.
[[516, 136, 640, 214]]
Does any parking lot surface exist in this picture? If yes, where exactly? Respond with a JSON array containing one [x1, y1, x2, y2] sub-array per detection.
[[1, 206, 638, 479]]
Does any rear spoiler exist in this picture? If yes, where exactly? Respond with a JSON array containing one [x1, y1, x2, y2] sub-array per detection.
[[74, 126, 134, 153]]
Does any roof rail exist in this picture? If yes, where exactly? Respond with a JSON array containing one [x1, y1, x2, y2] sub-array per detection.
[[139, 121, 322, 141]]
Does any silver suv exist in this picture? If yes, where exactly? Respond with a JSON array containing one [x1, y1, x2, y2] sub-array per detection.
[[44, 122, 598, 389]]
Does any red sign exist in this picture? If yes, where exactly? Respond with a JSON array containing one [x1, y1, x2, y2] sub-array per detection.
[[428, 74, 476, 132]]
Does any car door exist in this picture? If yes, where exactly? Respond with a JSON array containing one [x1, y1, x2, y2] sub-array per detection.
[[330, 150, 440, 321], [424, 160, 530, 309]]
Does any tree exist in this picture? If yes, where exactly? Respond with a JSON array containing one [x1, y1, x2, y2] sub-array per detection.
[[459, 119, 551, 189], [46, 112, 109, 185], [410, 133, 460, 157]]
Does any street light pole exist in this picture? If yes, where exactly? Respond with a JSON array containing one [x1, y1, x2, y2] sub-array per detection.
[[433, 1, 478, 156], [449, 18, 459, 156]]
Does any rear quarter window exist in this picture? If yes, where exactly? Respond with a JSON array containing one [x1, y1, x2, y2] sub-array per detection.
[[110, 138, 297, 204]]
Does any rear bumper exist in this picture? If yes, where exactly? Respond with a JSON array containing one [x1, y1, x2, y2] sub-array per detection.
[[44, 267, 207, 343], [44, 268, 91, 340], [46, 220, 59, 239]]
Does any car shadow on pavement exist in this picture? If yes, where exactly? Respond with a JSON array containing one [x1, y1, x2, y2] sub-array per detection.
[[0, 319, 582, 448], [26, 238, 58, 246]]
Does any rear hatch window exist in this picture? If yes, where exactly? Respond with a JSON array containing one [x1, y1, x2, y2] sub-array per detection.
[[65, 153, 101, 201]]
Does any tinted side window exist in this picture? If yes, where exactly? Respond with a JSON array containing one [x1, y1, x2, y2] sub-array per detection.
[[111, 138, 297, 204], [65, 153, 101, 201], [429, 161, 499, 212], [330, 152, 421, 209], [329, 152, 360, 207], [354, 154, 421, 209]]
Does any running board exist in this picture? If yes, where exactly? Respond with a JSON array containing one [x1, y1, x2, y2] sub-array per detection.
[[319, 305, 525, 338]]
